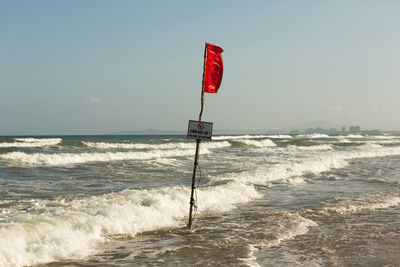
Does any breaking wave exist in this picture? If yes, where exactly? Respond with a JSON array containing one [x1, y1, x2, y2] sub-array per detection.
[[0, 138, 62, 148], [370, 135, 399, 139], [361, 143, 383, 148], [321, 194, 400, 215], [257, 212, 318, 249], [345, 134, 364, 138], [265, 135, 293, 139], [0, 149, 210, 166], [0, 181, 260, 267], [82, 141, 231, 150], [236, 139, 277, 148], [234, 146, 400, 185], [287, 144, 333, 150], [296, 134, 331, 139], [213, 135, 268, 140]]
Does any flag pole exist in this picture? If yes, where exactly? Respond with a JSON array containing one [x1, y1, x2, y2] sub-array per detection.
[[187, 42, 208, 230], [199, 42, 208, 121]]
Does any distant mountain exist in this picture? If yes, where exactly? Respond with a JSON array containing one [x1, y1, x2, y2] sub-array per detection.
[[107, 121, 344, 135], [107, 128, 271, 135], [107, 129, 185, 135]]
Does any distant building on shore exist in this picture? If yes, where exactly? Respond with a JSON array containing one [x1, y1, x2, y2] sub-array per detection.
[[299, 125, 366, 135]]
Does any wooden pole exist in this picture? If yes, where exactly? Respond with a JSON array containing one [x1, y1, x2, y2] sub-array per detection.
[[188, 42, 208, 230], [198, 42, 208, 122]]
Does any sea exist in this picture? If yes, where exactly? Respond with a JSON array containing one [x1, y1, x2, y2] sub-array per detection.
[[0, 133, 400, 266]]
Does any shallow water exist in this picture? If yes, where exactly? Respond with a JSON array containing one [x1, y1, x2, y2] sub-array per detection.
[[0, 134, 399, 266]]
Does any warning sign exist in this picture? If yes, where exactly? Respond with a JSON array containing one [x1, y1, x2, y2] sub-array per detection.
[[187, 120, 213, 140]]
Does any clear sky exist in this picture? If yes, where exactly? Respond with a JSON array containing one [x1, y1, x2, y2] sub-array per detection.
[[1, 0, 400, 135]]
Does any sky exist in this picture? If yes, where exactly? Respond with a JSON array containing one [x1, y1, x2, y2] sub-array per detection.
[[1, 0, 400, 135]]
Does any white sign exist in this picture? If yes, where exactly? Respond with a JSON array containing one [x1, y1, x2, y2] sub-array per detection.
[[187, 120, 213, 140]]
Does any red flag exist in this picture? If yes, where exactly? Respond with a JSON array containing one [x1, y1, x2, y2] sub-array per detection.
[[204, 43, 224, 94]]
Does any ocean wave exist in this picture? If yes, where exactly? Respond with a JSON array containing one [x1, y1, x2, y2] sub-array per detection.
[[0, 138, 62, 148], [320, 194, 400, 215], [236, 139, 277, 148], [0, 181, 260, 267], [345, 134, 364, 138], [213, 135, 268, 140], [365, 139, 400, 145], [0, 149, 210, 166], [369, 135, 399, 139], [235, 146, 400, 185], [296, 134, 331, 138], [337, 138, 351, 143], [257, 212, 318, 249], [147, 158, 184, 166], [82, 141, 231, 150], [285, 177, 307, 184], [265, 135, 293, 139], [361, 143, 383, 148], [368, 179, 400, 187], [237, 245, 260, 267], [287, 144, 333, 150]]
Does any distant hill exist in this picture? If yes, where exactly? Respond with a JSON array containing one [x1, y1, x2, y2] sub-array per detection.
[[107, 129, 185, 135], [107, 128, 271, 135], [107, 121, 348, 135]]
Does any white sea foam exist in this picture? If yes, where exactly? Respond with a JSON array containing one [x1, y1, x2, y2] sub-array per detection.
[[238, 244, 260, 267], [213, 135, 268, 140], [149, 158, 183, 166], [259, 212, 318, 249], [265, 135, 293, 139], [321, 195, 400, 215], [237, 139, 276, 148], [286, 177, 306, 184], [346, 134, 364, 138], [0, 181, 260, 267], [82, 141, 230, 150], [297, 134, 331, 138], [236, 145, 400, 185], [0, 149, 210, 166], [235, 155, 349, 185], [287, 144, 333, 150], [373, 139, 400, 144], [0, 138, 62, 148], [361, 143, 383, 148], [370, 135, 398, 139]]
